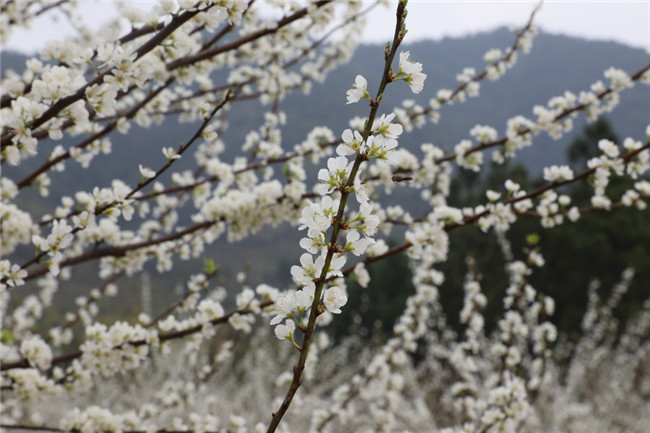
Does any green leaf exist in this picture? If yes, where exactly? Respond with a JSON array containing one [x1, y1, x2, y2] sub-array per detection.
[[526, 233, 540, 246], [203, 258, 216, 275], [1, 329, 13, 343]]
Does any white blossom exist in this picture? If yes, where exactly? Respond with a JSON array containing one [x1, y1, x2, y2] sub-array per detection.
[[397, 51, 427, 94], [346, 75, 370, 104], [323, 286, 347, 314], [274, 319, 296, 341]]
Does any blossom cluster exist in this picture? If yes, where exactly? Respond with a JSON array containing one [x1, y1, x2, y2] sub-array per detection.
[[272, 108, 410, 344]]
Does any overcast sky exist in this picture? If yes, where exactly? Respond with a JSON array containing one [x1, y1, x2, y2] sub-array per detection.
[[3, 1, 649, 54], [367, 1, 649, 49]]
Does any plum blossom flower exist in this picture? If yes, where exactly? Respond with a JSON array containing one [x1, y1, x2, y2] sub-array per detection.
[[299, 233, 327, 254], [317, 156, 352, 195], [3, 145, 20, 165], [372, 113, 403, 139], [340, 114, 404, 163], [470, 124, 498, 143], [598, 139, 620, 158], [355, 202, 380, 236], [352, 177, 370, 204], [455, 139, 483, 172], [346, 75, 369, 104], [397, 51, 427, 94], [0, 260, 27, 288], [270, 293, 297, 326], [353, 262, 370, 288], [162, 147, 181, 161], [298, 196, 339, 239], [323, 286, 347, 314], [274, 319, 296, 341], [20, 335, 53, 370], [365, 134, 398, 163], [32, 219, 73, 254], [295, 286, 314, 312], [604, 67, 633, 90], [139, 164, 155, 179], [290, 253, 321, 287], [344, 230, 373, 256], [337, 129, 365, 156], [543, 165, 574, 182], [486, 190, 501, 202], [290, 251, 346, 289]]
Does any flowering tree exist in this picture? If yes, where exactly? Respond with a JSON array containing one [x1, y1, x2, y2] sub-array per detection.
[[1, 1, 650, 432]]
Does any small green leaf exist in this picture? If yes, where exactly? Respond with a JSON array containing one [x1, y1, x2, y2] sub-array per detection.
[[204, 258, 216, 275], [1, 329, 13, 343], [526, 233, 540, 246]]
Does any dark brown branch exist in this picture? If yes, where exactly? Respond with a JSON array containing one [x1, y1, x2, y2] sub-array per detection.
[[416, 3, 540, 119], [0, 300, 272, 372], [0, 424, 223, 433], [432, 62, 650, 166], [1, 4, 212, 150], [16, 78, 175, 189], [23, 221, 213, 283], [1, 88, 235, 287], [166, 1, 333, 71]]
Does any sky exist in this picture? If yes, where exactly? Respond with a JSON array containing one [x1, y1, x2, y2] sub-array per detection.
[[3, 1, 650, 54], [365, 1, 649, 49]]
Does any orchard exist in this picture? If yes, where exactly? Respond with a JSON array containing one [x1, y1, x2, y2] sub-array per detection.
[[1, 1, 649, 432]]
